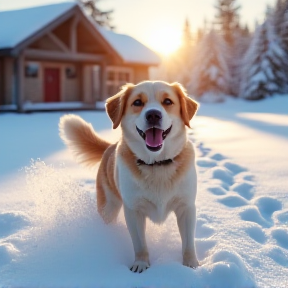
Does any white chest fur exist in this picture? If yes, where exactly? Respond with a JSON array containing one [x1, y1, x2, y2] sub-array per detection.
[[116, 156, 197, 223]]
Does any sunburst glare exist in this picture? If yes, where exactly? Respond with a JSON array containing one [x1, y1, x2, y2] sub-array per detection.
[[147, 25, 182, 56]]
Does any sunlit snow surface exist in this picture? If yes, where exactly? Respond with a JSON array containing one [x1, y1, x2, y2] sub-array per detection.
[[0, 97, 288, 287]]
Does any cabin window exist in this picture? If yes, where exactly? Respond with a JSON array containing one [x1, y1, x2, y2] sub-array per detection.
[[108, 71, 115, 81], [25, 62, 39, 78], [66, 66, 77, 79], [106, 67, 133, 97]]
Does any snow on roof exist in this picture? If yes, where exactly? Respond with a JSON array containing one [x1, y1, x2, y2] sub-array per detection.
[[98, 27, 161, 66], [0, 2, 77, 50], [0, 1, 160, 66]]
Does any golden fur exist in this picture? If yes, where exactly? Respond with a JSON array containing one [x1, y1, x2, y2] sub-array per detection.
[[59, 81, 199, 272], [59, 114, 110, 167]]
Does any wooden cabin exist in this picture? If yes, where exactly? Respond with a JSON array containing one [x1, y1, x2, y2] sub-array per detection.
[[0, 2, 160, 111]]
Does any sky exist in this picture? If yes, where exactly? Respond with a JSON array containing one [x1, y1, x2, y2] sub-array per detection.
[[0, 0, 276, 55]]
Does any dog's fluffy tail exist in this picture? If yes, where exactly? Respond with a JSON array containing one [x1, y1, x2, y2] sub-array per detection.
[[59, 114, 111, 167]]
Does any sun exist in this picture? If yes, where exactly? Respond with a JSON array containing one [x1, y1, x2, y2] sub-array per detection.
[[146, 25, 182, 56]]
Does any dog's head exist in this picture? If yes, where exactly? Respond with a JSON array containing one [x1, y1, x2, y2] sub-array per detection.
[[106, 81, 198, 161]]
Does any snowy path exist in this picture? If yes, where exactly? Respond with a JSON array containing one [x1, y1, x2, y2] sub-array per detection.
[[0, 98, 288, 287]]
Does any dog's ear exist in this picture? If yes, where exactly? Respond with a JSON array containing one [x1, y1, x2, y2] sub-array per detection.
[[172, 82, 199, 128], [106, 83, 134, 129]]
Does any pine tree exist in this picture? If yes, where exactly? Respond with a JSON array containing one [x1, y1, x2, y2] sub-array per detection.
[[282, 11, 288, 53], [195, 18, 208, 43], [214, 0, 241, 47], [230, 24, 251, 95], [273, 0, 287, 37], [188, 30, 230, 101], [275, 0, 288, 55], [79, 0, 114, 29], [240, 19, 288, 100], [214, 0, 242, 95]]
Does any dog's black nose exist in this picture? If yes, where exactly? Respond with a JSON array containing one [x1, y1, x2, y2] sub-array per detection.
[[145, 109, 162, 125]]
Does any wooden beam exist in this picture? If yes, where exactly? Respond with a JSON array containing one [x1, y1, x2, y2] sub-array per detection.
[[77, 12, 123, 64], [24, 49, 105, 62], [15, 54, 24, 112], [47, 32, 70, 53], [70, 14, 80, 53], [99, 60, 108, 101], [12, 6, 78, 55]]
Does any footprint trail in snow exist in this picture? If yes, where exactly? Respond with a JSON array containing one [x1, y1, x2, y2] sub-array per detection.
[[190, 128, 288, 288]]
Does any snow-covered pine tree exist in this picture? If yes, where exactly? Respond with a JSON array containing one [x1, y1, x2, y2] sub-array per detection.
[[273, 0, 287, 37], [79, 0, 114, 29], [240, 18, 288, 100], [275, 0, 288, 57], [188, 29, 230, 101], [214, 0, 241, 95], [230, 24, 251, 96]]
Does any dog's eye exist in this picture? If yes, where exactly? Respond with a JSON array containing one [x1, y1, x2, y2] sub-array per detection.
[[132, 99, 144, 107], [163, 98, 173, 106]]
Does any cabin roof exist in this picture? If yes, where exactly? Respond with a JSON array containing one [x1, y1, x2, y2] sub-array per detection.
[[0, 1, 160, 66]]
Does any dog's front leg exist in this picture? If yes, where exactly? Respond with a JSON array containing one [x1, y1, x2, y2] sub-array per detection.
[[175, 204, 199, 268], [123, 204, 150, 273]]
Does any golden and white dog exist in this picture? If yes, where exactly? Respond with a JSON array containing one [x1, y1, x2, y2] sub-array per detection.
[[59, 81, 199, 273]]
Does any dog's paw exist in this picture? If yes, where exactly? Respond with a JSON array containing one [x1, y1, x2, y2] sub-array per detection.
[[183, 258, 200, 269], [130, 260, 150, 273]]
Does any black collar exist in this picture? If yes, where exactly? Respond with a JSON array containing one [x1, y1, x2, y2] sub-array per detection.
[[137, 158, 173, 166]]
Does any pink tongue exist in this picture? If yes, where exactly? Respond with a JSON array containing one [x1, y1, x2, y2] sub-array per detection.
[[145, 128, 163, 147]]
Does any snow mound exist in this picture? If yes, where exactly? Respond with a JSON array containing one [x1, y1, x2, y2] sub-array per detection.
[[196, 219, 215, 239], [270, 228, 288, 249], [274, 209, 288, 225], [196, 158, 217, 168], [0, 212, 30, 238], [0, 243, 19, 266], [208, 167, 234, 186], [207, 186, 227, 195], [231, 182, 255, 200], [206, 250, 255, 288], [222, 161, 247, 175], [263, 245, 288, 267], [239, 206, 270, 228], [210, 153, 226, 161], [218, 194, 248, 208], [244, 224, 267, 244], [253, 197, 282, 218]]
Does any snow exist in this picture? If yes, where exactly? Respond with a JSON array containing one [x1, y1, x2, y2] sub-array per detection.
[[22, 101, 104, 111], [98, 26, 161, 66], [0, 104, 17, 111], [0, 96, 288, 287]]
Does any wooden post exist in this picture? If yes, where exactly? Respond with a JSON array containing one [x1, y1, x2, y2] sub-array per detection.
[[70, 15, 79, 53], [15, 53, 24, 112], [100, 61, 107, 101], [0, 59, 3, 105], [82, 65, 92, 103]]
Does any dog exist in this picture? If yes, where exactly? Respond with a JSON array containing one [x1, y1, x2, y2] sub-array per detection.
[[59, 81, 199, 273]]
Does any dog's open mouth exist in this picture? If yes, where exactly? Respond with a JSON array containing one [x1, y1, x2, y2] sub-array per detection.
[[136, 125, 172, 152]]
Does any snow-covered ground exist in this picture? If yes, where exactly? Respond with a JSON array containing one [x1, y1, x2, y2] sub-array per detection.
[[0, 96, 287, 287]]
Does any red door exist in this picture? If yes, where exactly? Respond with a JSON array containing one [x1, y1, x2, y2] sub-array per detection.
[[44, 68, 60, 102]]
